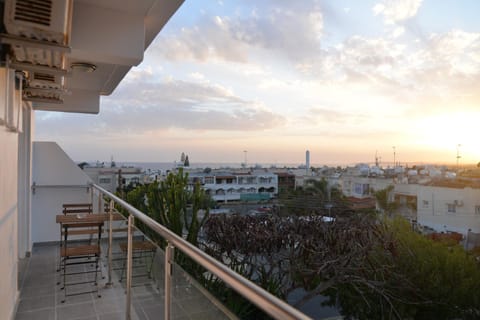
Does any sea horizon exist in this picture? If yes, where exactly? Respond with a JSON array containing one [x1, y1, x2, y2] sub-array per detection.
[[77, 160, 474, 173]]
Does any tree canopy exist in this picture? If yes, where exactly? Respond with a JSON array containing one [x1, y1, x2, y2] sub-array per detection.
[[203, 214, 480, 319]]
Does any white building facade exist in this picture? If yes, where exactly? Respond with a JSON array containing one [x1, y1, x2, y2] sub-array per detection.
[[83, 166, 144, 193], [340, 175, 393, 199], [415, 185, 480, 235], [189, 171, 278, 202], [392, 182, 480, 235]]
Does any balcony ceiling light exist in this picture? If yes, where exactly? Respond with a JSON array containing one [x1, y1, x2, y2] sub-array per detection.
[[70, 62, 97, 73]]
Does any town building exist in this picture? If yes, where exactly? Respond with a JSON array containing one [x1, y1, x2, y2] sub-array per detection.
[[339, 174, 392, 199], [274, 172, 296, 197], [187, 169, 278, 202], [317, 163, 480, 236], [394, 181, 480, 235], [82, 163, 144, 193]]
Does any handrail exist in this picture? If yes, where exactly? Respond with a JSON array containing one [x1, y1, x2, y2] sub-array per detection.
[[92, 183, 311, 320], [32, 182, 90, 194]]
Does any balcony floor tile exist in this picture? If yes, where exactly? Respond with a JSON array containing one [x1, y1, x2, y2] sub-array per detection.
[[16, 241, 232, 320]]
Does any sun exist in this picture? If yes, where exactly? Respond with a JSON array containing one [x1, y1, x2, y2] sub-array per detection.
[[412, 111, 480, 163]]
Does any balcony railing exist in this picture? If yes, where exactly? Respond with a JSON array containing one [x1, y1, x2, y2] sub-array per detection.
[[91, 184, 311, 320]]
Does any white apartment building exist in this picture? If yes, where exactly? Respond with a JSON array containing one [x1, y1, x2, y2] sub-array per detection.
[[392, 182, 480, 235], [340, 175, 393, 198], [337, 171, 480, 235], [83, 165, 144, 193], [414, 185, 480, 234], [188, 170, 278, 202]]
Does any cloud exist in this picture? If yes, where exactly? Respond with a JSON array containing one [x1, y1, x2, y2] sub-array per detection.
[[151, 2, 324, 63], [373, 0, 423, 24], [189, 72, 206, 81], [152, 17, 251, 62], [341, 36, 402, 68], [306, 107, 364, 124], [392, 26, 405, 38], [35, 77, 286, 139], [424, 29, 480, 68], [298, 35, 407, 87], [297, 26, 480, 111], [406, 30, 480, 89]]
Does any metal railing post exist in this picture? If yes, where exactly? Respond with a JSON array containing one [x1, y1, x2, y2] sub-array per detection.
[[105, 199, 114, 286], [126, 214, 134, 320], [90, 185, 94, 206], [165, 243, 175, 320], [97, 191, 102, 213]]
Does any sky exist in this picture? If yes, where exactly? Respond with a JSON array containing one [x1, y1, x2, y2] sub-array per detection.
[[35, 0, 480, 166]]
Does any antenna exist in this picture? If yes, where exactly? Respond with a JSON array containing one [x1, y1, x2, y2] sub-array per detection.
[[392, 146, 396, 168], [243, 150, 248, 168], [306, 150, 310, 175], [456, 144, 462, 171]]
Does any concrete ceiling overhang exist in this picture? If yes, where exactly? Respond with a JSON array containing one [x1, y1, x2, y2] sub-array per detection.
[[32, 0, 184, 114]]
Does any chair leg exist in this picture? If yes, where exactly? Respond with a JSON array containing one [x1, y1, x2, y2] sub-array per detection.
[[57, 256, 63, 285], [95, 254, 101, 298], [61, 255, 67, 303], [119, 251, 126, 283]]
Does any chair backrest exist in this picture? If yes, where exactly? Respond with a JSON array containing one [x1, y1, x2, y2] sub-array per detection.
[[62, 203, 93, 215]]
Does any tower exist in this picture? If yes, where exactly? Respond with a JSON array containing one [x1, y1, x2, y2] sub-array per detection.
[[306, 150, 310, 175]]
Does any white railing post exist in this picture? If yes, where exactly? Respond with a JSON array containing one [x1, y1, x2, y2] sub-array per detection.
[[106, 199, 114, 286], [97, 190, 102, 213], [90, 185, 94, 205], [126, 214, 134, 320], [165, 243, 175, 320]]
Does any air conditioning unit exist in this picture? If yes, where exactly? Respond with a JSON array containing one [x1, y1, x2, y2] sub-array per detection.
[[29, 72, 62, 90], [4, 0, 73, 45], [2, 0, 73, 105], [23, 72, 64, 103], [454, 200, 464, 207]]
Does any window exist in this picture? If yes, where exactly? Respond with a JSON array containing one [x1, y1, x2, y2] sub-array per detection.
[[99, 178, 111, 184], [422, 200, 429, 208], [354, 183, 370, 196], [131, 177, 140, 184], [354, 183, 363, 195], [205, 177, 214, 184], [447, 204, 456, 213]]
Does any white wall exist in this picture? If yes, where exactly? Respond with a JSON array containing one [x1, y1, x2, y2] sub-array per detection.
[[0, 71, 19, 320], [417, 186, 480, 234], [17, 103, 33, 259], [31, 142, 93, 243], [340, 176, 393, 198]]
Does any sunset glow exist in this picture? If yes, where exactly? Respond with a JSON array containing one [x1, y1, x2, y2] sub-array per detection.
[[35, 1, 480, 166]]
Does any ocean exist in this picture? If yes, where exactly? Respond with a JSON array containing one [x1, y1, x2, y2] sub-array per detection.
[[117, 162, 306, 172]]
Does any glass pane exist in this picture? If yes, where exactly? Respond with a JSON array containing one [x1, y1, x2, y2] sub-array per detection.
[[108, 225, 163, 319], [170, 260, 234, 319]]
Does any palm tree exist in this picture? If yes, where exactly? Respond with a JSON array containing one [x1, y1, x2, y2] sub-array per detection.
[[374, 185, 398, 216], [280, 178, 347, 216]]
